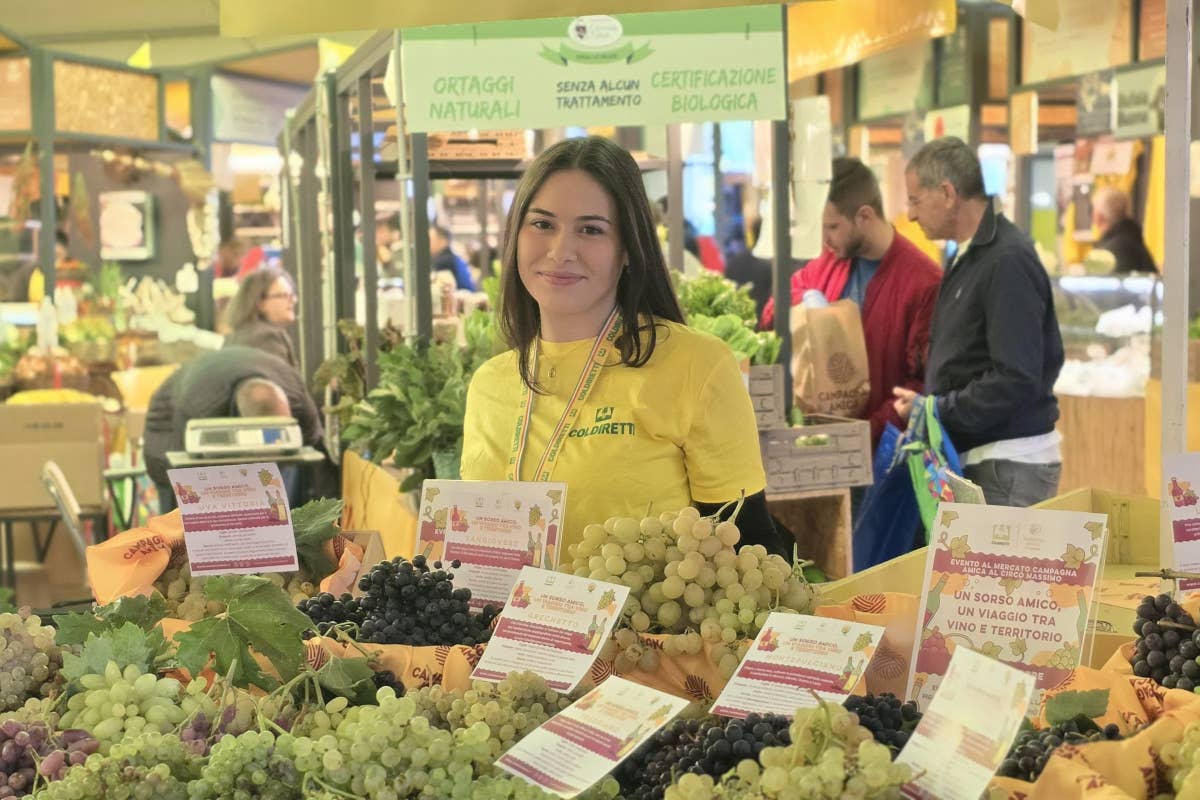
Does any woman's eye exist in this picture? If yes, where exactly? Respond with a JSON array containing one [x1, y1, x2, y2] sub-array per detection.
[[529, 218, 553, 230], [581, 225, 605, 236]]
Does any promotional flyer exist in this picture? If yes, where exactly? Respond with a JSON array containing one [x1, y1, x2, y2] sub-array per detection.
[[417, 480, 566, 610], [906, 503, 1107, 710], [166, 462, 298, 576]]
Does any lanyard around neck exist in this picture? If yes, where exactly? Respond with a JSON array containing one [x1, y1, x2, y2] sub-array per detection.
[[507, 307, 621, 483]]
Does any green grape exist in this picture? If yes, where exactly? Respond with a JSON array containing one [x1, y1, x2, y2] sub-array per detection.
[[59, 661, 194, 754], [0, 609, 63, 712], [34, 730, 200, 800]]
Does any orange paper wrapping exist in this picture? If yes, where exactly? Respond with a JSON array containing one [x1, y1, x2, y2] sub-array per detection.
[[986, 666, 1200, 799], [815, 592, 920, 697], [85, 510, 364, 605]]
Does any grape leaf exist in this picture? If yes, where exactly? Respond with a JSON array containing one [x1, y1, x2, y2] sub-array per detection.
[[979, 641, 1003, 659], [1010, 638, 1027, 658], [54, 593, 168, 647], [1044, 689, 1110, 726], [315, 656, 377, 706], [0, 588, 14, 614], [292, 498, 345, 579], [1062, 544, 1086, 570], [948, 535, 971, 558], [999, 577, 1022, 596], [174, 575, 311, 691], [61, 622, 168, 683], [1085, 521, 1105, 541]]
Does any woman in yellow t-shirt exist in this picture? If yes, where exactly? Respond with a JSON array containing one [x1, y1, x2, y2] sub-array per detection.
[[461, 136, 783, 558]]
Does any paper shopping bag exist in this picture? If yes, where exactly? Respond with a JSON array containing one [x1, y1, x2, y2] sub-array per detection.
[[789, 299, 870, 417]]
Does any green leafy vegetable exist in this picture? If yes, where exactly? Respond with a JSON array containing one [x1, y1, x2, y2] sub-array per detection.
[[61, 622, 168, 683], [174, 575, 312, 691], [344, 339, 477, 491], [291, 498, 345, 579], [1044, 689, 1110, 726], [689, 313, 781, 366], [55, 593, 168, 647], [676, 273, 757, 323]]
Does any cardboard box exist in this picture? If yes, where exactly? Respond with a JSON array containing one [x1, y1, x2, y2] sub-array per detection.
[[0, 404, 105, 511], [760, 414, 872, 496], [748, 364, 787, 429]]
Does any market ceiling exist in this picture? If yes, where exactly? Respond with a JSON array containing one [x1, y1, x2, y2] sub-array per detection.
[[218, 0, 790, 36], [0, 0, 371, 80]]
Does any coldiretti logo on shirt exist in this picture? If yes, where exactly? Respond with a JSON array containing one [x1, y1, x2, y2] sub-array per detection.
[[569, 406, 636, 438]]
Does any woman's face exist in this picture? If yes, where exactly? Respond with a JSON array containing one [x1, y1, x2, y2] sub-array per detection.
[[257, 276, 296, 325], [516, 169, 626, 340]]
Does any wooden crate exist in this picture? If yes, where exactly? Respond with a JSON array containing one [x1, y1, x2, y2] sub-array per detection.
[[427, 130, 528, 160], [1056, 394, 1145, 495], [769, 489, 852, 580], [760, 414, 872, 495], [1034, 486, 1159, 566], [749, 364, 786, 429]]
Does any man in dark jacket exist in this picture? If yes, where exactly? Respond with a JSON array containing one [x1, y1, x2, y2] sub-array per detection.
[[761, 158, 942, 451], [144, 347, 334, 512], [894, 138, 1064, 507], [1092, 186, 1157, 274]]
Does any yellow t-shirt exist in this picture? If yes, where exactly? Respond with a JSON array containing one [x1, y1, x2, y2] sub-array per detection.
[[462, 319, 766, 554]]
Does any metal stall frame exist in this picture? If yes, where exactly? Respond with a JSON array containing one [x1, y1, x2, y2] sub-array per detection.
[[283, 12, 792, 418]]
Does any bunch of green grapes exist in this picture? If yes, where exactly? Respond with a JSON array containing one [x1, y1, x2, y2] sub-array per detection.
[[567, 506, 817, 677], [185, 730, 303, 800], [58, 661, 215, 754], [287, 695, 350, 739], [663, 701, 913, 800], [32, 730, 202, 800], [1161, 718, 1200, 798], [155, 562, 222, 621], [409, 671, 577, 759], [0, 609, 63, 712]]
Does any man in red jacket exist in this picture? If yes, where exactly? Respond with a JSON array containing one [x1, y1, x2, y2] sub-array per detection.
[[761, 157, 942, 450]]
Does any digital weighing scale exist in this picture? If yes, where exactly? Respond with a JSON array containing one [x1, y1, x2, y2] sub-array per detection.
[[184, 416, 303, 458]]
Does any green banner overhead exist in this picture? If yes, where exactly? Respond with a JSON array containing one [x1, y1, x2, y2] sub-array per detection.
[[399, 6, 786, 133]]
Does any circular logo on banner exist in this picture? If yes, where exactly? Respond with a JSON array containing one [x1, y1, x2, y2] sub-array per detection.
[[568, 16, 624, 49]]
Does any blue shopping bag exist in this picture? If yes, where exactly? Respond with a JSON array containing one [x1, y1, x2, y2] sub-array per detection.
[[852, 422, 923, 572]]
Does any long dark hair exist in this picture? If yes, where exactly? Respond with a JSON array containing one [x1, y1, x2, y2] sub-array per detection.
[[498, 136, 685, 390]]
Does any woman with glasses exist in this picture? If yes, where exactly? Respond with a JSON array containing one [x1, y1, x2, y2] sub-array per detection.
[[222, 268, 299, 368]]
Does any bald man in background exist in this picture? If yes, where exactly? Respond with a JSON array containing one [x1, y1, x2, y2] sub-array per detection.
[[144, 347, 336, 512], [1092, 186, 1157, 274]]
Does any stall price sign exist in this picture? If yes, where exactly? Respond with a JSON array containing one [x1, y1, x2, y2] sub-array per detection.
[[710, 612, 884, 719], [166, 463, 298, 576], [906, 503, 1107, 711], [896, 647, 1034, 800], [417, 480, 566, 610], [1165, 454, 1200, 591], [497, 676, 689, 798], [400, 5, 785, 132], [472, 566, 628, 692]]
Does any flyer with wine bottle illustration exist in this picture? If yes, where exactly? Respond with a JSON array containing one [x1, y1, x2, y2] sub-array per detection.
[[897, 647, 1034, 800], [906, 503, 1108, 712], [710, 612, 884, 719], [166, 462, 298, 576], [1165, 454, 1200, 591], [497, 676, 689, 798], [473, 566, 629, 692], [417, 480, 567, 610]]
